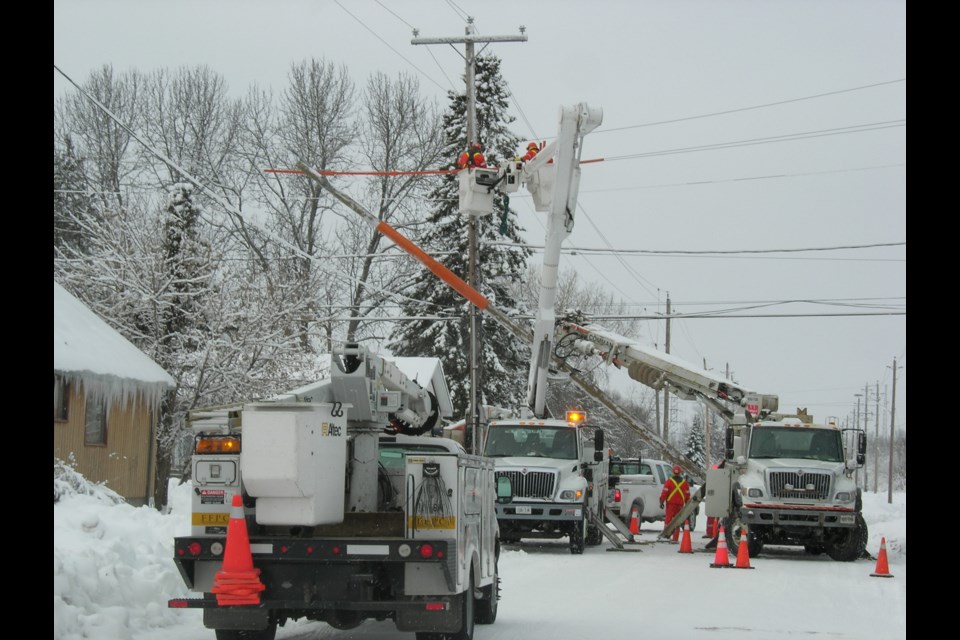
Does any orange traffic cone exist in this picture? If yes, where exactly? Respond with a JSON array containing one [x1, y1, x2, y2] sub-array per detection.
[[211, 494, 266, 605], [678, 521, 693, 554], [629, 509, 640, 536], [709, 524, 732, 568], [733, 528, 755, 569], [870, 537, 894, 578]]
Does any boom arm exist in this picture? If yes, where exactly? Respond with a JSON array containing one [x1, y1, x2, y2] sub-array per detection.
[[555, 318, 778, 425]]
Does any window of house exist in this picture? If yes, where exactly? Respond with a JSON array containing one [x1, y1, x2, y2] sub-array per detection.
[[84, 395, 107, 445], [54, 375, 69, 421]]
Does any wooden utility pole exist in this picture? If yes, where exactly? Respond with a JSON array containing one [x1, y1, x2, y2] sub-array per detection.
[[887, 358, 900, 504], [863, 382, 870, 489], [411, 19, 526, 455], [662, 294, 672, 444], [873, 380, 880, 493]]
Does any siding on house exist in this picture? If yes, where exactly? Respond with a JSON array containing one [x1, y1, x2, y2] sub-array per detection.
[[53, 382, 156, 505]]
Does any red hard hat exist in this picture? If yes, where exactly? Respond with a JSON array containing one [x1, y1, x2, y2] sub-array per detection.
[[672, 465, 682, 475], [527, 142, 538, 149], [471, 142, 482, 150]]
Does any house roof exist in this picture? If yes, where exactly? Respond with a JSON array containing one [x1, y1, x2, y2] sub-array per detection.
[[53, 281, 175, 388]]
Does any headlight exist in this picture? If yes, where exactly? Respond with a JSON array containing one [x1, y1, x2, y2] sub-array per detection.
[[747, 488, 763, 498], [834, 492, 852, 502], [559, 489, 583, 501]]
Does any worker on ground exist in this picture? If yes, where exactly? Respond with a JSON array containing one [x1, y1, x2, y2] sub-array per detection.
[[521, 141, 540, 162], [659, 465, 691, 542], [457, 142, 487, 169]]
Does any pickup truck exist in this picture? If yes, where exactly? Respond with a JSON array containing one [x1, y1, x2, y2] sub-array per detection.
[[607, 458, 698, 531]]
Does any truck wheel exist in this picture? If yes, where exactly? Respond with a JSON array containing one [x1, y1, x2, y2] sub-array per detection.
[[586, 523, 603, 546], [826, 513, 868, 562], [569, 511, 586, 554], [215, 625, 277, 640], [475, 553, 499, 624], [723, 511, 763, 558], [449, 568, 475, 640]]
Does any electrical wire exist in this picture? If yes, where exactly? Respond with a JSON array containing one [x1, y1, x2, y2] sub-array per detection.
[[593, 79, 906, 135]]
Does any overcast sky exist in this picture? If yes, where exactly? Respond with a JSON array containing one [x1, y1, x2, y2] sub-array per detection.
[[53, 0, 906, 434]]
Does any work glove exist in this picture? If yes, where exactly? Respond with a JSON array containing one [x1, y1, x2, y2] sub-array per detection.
[[659, 501, 664, 509]]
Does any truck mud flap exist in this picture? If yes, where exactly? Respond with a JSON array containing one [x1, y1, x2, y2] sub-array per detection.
[[395, 596, 462, 633], [203, 605, 272, 630]]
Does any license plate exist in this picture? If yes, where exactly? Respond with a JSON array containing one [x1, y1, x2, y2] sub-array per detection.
[[515, 505, 532, 515]]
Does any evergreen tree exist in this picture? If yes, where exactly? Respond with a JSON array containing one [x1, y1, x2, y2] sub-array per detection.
[[389, 55, 531, 421], [684, 413, 707, 469]]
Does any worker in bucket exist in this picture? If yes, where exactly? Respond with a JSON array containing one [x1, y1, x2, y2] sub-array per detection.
[[520, 141, 540, 162], [457, 141, 487, 169], [659, 465, 691, 542]]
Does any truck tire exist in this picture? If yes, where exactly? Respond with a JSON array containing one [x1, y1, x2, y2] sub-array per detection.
[[475, 553, 499, 624], [215, 625, 277, 640], [451, 569, 476, 640], [723, 511, 763, 558], [826, 513, 868, 562], [569, 510, 586, 554]]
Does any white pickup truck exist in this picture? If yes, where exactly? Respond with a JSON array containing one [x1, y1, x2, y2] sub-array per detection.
[[607, 458, 698, 531]]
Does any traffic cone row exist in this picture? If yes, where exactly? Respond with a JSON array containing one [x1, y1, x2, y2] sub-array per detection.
[[211, 495, 266, 605], [678, 521, 693, 554], [709, 524, 732, 567], [870, 537, 894, 578]]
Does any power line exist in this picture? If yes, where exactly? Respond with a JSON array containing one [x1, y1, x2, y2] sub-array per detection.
[[489, 240, 904, 255], [604, 120, 905, 162], [576, 163, 906, 194], [593, 79, 906, 134], [333, 0, 447, 92]]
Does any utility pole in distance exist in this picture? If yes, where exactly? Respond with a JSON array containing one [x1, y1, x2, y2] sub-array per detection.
[[412, 19, 527, 455], [887, 358, 901, 504]]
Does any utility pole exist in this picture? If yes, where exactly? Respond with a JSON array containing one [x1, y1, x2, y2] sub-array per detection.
[[863, 382, 870, 490], [873, 380, 880, 493], [662, 294, 672, 445], [887, 358, 901, 504], [853, 393, 862, 489], [703, 357, 711, 472], [412, 19, 527, 455]]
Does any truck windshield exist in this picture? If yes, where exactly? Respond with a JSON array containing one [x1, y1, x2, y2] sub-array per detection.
[[483, 425, 579, 460], [749, 427, 843, 462]]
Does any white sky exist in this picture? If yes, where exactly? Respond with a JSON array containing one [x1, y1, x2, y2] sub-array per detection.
[[53, 0, 906, 434], [53, 478, 907, 639]]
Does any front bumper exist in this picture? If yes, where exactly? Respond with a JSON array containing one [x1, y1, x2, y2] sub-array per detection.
[[496, 501, 583, 522], [741, 503, 858, 529]]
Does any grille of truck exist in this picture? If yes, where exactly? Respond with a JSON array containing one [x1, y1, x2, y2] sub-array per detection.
[[768, 471, 831, 500], [496, 470, 557, 499]]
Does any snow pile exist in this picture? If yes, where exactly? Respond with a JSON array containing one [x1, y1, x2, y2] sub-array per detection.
[[53, 468, 194, 640]]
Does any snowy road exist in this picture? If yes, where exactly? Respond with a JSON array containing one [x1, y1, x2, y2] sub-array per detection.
[[136, 525, 906, 640]]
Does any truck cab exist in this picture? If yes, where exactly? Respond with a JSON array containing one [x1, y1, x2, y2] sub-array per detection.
[[481, 414, 607, 554], [708, 417, 868, 561]]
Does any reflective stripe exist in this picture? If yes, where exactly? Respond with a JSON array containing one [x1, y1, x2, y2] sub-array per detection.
[[666, 478, 689, 504]]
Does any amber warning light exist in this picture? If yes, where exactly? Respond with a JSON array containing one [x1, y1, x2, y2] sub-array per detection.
[[195, 436, 241, 454], [566, 410, 585, 424]]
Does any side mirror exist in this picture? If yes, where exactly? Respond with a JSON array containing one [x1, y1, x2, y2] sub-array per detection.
[[594, 428, 605, 452], [496, 475, 513, 504], [725, 427, 735, 459]]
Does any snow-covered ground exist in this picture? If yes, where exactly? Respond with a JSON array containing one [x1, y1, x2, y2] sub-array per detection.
[[54, 473, 906, 640]]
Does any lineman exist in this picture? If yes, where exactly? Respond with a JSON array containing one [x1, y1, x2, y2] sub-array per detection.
[[659, 465, 691, 542], [457, 142, 487, 169]]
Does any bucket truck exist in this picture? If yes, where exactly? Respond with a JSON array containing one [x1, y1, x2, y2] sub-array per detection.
[[168, 344, 511, 640], [553, 318, 869, 561]]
